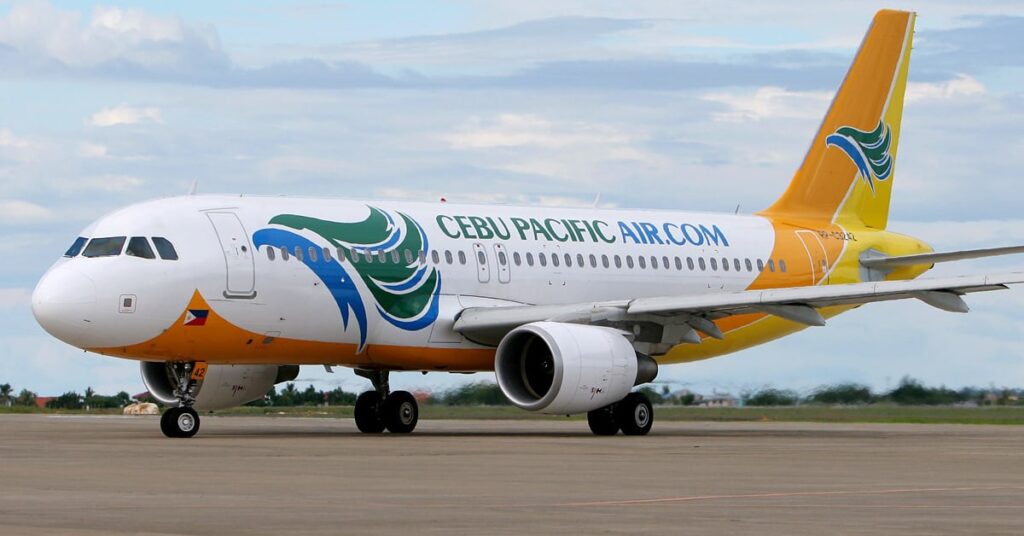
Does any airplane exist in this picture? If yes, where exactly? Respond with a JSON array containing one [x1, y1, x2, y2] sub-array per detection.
[[31, 9, 1024, 438]]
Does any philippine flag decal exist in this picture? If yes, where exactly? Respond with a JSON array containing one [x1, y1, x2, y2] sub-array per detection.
[[183, 309, 209, 327]]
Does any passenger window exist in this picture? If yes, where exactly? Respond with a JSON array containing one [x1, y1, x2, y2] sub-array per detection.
[[377, 251, 387, 263], [444, 250, 453, 264], [710, 258, 718, 271], [601, 255, 609, 268], [734, 258, 741, 272], [281, 247, 290, 261], [639, 256, 647, 269], [565, 253, 573, 267], [432, 250, 440, 264], [721, 257, 729, 271], [614, 255, 622, 269], [404, 249, 414, 264], [498, 251, 507, 265], [126, 237, 155, 259], [698, 258, 706, 271], [539, 253, 547, 267], [627, 256, 635, 269], [674, 257, 683, 270], [351, 249, 360, 263], [458, 251, 467, 265], [151, 237, 178, 260], [779, 259, 787, 273], [757, 259, 764, 272], [64, 237, 88, 257], [294, 247, 304, 262], [513, 252, 522, 266], [767, 259, 776, 272], [577, 254, 585, 267], [391, 250, 400, 264], [661, 256, 669, 270], [477, 251, 486, 265], [687, 257, 695, 270], [526, 252, 534, 266], [551, 253, 559, 267], [308, 246, 318, 262], [323, 247, 332, 262], [83, 236, 126, 258], [589, 254, 597, 268], [419, 251, 427, 264], [267, 247, 276, 261]]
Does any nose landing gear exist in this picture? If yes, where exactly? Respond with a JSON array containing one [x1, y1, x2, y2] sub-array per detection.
[[354, 369, 419, 434], [159, 362, 204, 438]]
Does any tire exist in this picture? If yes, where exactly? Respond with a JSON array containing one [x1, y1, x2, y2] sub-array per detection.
[[354, 391, 386, 433], [587, 405, 620, 435], [383, 391, 419, 434], [160, 407, 181, 438], [175, 407, 200, 438], [616, 392, 654, 436]]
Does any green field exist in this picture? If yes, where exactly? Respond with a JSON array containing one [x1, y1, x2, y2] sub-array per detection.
[[6, 404, 1024, 425]]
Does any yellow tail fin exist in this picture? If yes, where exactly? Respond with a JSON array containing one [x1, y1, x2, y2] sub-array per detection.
[[761, 10, 915, 230]]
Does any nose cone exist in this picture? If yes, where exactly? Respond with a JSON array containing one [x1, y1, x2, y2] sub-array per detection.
[[32, 267, 97, 347]]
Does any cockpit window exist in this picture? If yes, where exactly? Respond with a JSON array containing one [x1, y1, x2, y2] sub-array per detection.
[[63, 237, 88, 257], [126, 237, 156, 259], [82, 237, 126, 258], [151, 237, 178, 260]]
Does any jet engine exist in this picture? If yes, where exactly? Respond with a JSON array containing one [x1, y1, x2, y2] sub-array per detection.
[[495, 322, 658, 414], [141, 362, 299, 410]]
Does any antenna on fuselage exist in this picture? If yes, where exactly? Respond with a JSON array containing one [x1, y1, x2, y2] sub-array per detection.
[[592, 192, 602, 208], [187, 179, 199, 196]]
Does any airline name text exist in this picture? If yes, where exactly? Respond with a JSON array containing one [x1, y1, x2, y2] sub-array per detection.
[[435, 215, 730, 247]]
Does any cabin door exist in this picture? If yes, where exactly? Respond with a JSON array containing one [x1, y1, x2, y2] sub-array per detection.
[[207, 212, 257, 298]]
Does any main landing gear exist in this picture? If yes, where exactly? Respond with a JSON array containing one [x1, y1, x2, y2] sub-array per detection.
[[354, 369, 419, 434], [586, 392, 654, 436], [160, 362, 202, 438]]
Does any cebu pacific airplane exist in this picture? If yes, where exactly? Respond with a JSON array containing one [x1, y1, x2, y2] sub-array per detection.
[[32, 10, 1024, 437]]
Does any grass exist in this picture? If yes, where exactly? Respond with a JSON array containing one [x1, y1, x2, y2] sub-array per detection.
[[4, 404, 1024, 425]]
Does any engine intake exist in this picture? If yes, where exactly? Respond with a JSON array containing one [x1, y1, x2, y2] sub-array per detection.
[[495, 322, 657, 414]]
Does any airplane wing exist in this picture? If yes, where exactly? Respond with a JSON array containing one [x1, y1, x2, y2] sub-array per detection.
[[861, 245, 1024, 269], [453, 273, 1024, 346]]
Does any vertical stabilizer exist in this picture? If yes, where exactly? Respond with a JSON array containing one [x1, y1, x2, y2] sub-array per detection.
[[760, 10, 915, 230]]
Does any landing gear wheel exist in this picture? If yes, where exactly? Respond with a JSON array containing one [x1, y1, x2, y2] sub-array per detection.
[[161, 407, 200, 438], [587, 404, 620, 435], [383, 391, 419, 434], [354, 391, 386, 433], [616, 392, 653, 436]]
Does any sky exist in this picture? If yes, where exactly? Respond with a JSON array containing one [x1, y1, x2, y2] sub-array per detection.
[[1, 0, 1023, 398]]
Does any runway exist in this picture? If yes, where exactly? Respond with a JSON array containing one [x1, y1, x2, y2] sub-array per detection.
[[1, 414, 1022, 535]]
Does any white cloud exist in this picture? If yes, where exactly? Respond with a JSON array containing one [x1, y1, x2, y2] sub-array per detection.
[[702, 86, 833, 122], [446, 113, 631, 149], [0, 199, 53, 223], [89, 105, 163, 127], [77, 142, 108, 158], [0, 1, 223, 69], [906, 74, 986, 103]]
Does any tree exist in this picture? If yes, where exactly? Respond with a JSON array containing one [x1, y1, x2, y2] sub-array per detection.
[[46, 391, 84, 410], [884, 376, 965, 405], [438, 382, 509, 406], [15, 389, 37, 407], [0, 383, 12, 407], [743, 388, 799, 406], [806, 383, 874, 405]]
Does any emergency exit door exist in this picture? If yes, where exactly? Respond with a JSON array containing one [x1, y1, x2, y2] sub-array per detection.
[[207, 212, 257, 298]]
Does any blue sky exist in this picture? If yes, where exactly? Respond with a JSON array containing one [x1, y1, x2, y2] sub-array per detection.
[[1, 0, 1022, 397]]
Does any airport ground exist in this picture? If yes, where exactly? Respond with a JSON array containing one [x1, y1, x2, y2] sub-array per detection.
[[1, 415, 1023, 535]]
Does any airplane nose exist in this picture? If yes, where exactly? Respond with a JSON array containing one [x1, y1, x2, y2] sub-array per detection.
[[32, 267, 97, 346]]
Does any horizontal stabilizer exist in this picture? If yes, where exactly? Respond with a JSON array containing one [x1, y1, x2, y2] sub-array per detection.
[[861, 245, 1024, 269]]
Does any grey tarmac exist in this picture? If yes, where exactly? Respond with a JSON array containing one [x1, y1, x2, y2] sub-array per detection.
[[1, 414, 1022, 535]]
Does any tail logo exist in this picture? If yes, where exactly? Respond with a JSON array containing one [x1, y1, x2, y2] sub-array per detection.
[[252, 207, 441, 351], [825, 120, 893, 193]]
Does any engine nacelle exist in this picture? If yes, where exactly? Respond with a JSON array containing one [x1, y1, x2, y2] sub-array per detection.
[[141, 362, 299, 410], [495, 322, 658, 415]]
